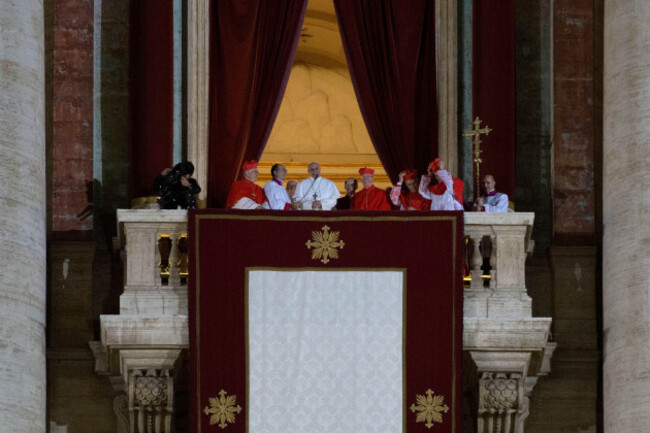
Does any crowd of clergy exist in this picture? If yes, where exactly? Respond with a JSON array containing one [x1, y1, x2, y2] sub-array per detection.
[[225, 159, 509, 213]]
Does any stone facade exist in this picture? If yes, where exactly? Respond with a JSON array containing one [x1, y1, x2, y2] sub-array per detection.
[[0, 0, 636, 432]]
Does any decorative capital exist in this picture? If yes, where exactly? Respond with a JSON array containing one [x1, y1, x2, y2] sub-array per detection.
[[125, 368, 175, 433], [132, 369, 170, 408], [478, 372, 522, 414]]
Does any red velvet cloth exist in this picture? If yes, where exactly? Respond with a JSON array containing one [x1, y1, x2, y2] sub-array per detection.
[[473, 0, 516, 199], [207, 0, 308, 208], [351, 186, 392, 210], [225, 179, 266, 208], [189, 210, 463, 433], [399, 190, 431, 210], [334, 0, 438, 182], [130, 0, 174, 197]]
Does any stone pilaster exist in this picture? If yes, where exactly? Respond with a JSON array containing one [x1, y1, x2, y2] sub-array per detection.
[[0, 1, 46, 432], [603, 1, 650, 431], [187, 0, 210, 206]]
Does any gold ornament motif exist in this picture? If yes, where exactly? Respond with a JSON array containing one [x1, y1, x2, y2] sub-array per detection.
[[410, 389, 449, 428], [305, 225, 345, 264], [203, 390, 242, 429]]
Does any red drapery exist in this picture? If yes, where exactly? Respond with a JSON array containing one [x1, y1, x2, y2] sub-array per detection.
[[130, 0, 174, 198], [189, 210, 464, 432], [207, 0, 308, 208], [333, 0, 438, 183], [473, 0, 516, 198]]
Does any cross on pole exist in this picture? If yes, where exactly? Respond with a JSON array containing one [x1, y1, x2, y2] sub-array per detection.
[[462, 117, 492, 200]]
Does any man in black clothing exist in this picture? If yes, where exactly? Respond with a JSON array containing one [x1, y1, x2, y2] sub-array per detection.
[[153, 161, 201, 209]]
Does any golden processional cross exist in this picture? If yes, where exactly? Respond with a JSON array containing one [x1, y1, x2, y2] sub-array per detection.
[[462, 117, 492, 200]]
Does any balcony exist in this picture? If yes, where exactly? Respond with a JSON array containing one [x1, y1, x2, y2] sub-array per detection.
[[93, 209, 554, 433]]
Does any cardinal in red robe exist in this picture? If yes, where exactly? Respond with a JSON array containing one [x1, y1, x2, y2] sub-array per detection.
[[351, 167, 391, 210], [226, 160, 269, 209], [390, 169, 431, 210], [419, 159, 464, 211]]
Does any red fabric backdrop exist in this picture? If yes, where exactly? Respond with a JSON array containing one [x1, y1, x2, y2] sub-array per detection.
[[189, 210, 463, 432], [207, 0, 308, 208], [473, 0, 516, 198], [130, 0, 174, 198], [334, 1, 439, 183]]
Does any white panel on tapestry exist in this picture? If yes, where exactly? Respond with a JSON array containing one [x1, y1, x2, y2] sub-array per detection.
[[248, 270, 404, 433]]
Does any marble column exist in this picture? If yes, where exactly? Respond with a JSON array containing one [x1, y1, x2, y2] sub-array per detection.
[[0, 1, 46, 432], [603, 1, 650, 431]]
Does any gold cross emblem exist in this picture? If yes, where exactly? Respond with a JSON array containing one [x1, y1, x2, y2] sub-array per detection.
[[203, 390, 242, 429], [305, 225, 345, 264], [410, 389, 449, 428]]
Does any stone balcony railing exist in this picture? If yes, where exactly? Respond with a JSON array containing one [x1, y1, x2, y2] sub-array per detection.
[[94, 209, 554, 433]]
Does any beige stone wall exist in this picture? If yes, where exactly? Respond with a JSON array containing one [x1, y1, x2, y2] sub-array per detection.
[[260, 62, 389, 191], [265, 63, 375, 159]]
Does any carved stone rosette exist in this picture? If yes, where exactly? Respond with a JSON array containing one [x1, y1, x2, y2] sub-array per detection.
[[128, 369, 174, 433], [477, 372, 525, 433]]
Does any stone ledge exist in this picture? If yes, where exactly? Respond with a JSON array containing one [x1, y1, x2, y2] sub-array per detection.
[[116, 209, 188, 223], [100, 315, 189, 347], [116, 209, 188, 249], [464, 211, 534, 226], [463, 318, 552, 350]]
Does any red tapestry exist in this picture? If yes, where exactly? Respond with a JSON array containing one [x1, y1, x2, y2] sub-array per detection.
[[189, 210, 463, 432]]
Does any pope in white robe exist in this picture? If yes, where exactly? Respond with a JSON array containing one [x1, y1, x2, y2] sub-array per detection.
[[294, 162, 341, 210]]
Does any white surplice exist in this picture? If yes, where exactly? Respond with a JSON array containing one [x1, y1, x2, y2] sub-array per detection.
[[232, 197, 270, 210], [419, 170, 464, 211], [264, 180, 292, 210], [482, 191, 509, 212]]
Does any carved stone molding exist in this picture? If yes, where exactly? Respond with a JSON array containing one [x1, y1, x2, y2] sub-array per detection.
[[478, 372, 523, 433], [469, 351, 551, 433], [129, 369, 174, 433]]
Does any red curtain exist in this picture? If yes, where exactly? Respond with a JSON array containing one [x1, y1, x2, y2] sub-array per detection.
[[130, 0, 174, 198], [473, 0, 515, 198], [189, 210, 464, 433], [207, 0, 308, 207], [333, 0, 438, 182]]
